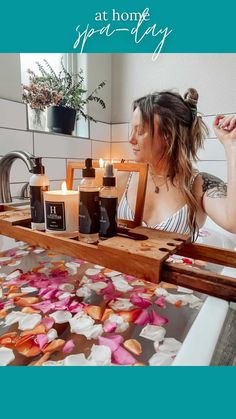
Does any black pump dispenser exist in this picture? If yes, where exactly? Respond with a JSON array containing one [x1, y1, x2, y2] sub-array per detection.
[[103, 163, 116, 187], [30, 157, 45, 175], [29, 157, 49, 231], [99, 163, 118, 238], [82, 158, 95, 178], [79, 158, 99, 243]]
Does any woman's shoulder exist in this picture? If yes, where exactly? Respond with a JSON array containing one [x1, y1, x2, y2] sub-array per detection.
[[191, 171, 227, 197]]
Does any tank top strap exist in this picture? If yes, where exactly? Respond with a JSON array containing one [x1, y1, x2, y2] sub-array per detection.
[[189, 170, 200, 189], [125, 172, 133, 198]]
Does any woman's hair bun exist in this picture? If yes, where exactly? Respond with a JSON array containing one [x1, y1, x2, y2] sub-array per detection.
[[183, 88, 198, 117], [184, 88, 198, 108]]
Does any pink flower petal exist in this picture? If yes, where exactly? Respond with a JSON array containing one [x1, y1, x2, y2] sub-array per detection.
[[123, 274, 137, 283], [112, 346, 136, 365], [130, 294, 151, 309], [155, 296, 166, 308], [50, 270, 68, 279], [41, 289, 59, 300], [130, 286, 147, 294], [98, 336, 120, 352], [31, 300, 55, 314], [42, 317, 55, 331], [36, 334, 48, 349], [54, 297, 71, 310], [100, 281, 122, 301], [62, 339, 75, 354], [68, 301, 85, 313], [150, 309, 168, 326], [89, 273, 107, 282], [134, 310, 150, 326], [98, 335, 124, 353], [103, 321, 117, 333], [109, 335, 124, 345]]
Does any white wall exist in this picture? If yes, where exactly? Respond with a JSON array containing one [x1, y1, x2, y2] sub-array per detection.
[[111, 54, 236, 122], [0, 54, 22, 102], [86, 54, 112, 123]]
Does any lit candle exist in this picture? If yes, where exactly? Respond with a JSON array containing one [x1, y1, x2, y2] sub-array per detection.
[[44, 181, 79, 234], [95, 158, 105, 187]]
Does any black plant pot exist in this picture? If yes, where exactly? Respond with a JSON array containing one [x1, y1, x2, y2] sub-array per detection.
[[47, 106, 76, 135]]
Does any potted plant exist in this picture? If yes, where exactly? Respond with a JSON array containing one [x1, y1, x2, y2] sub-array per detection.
[[22, 59, 106, 135]]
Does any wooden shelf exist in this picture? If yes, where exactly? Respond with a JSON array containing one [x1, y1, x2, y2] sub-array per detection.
[[0, 205, 236, 302]]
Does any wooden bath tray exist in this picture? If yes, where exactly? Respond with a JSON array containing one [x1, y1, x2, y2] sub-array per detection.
[[0, 205, 236, 302]]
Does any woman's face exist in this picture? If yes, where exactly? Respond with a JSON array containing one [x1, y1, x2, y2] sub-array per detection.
[[129, 107, 165, 164]]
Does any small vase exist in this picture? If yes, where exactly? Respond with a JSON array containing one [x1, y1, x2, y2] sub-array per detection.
[[29, 108, 46, 131], [47, 106, 76, 135]]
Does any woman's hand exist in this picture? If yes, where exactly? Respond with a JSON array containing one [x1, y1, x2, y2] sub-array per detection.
[[213, 115, 236, 148]]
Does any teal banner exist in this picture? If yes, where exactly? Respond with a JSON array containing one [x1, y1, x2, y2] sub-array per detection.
[[0, 0, 235, 52], [1, 368, 236, 418]]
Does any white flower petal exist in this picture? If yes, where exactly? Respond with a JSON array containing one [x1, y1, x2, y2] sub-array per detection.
[[94, 265, 104, 270], [8, 260, 21, 267], [15, 250, 29, 257], [109, 298, 134, 311], [47, 328, 58, 342], [49, 311, 72, 324], [33, 248, 45, 254], [21, 286, 38, 293], [69, 315, 94, 333], [108, 314, 129, 333], [154, 288, 169, 297], [58, 292, 74, 300], [0, 347, 15, 366], [0, 257, 12, 263], [87, 282, 107, 291], [177, 286, 193, 294], [105, 270, 121, 278], [59, 283, 75, 292], [159, 338, 182, 354], [165, 294, 188, 305], [149, 352, 173, 366], [153, 341, 160, 352], [42, 360, 64, 366], [76, 286, 92, 298], [18, 313, 42, 331], [82, 324, 103, 340], [64, 354, 95, 366], [131, 280, 146, 286], [65, 264, 78, 275], [111, 276, 133, 292], [85, 268, 101, 276], [140, 324, 166, 342], [5, 270, 21, 281], [89, 344, 111, 365], [4, 311, 25, 326], [80, 275, 91, 285]]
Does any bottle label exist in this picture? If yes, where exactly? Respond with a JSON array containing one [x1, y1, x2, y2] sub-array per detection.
[[99, 197, 118, 237], [79, 191, 100, 234], [45, 201, 66, 231], [30, 185, 48, 224]]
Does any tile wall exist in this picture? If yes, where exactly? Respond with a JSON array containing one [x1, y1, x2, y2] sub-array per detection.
[[0, 98, 111, 197]]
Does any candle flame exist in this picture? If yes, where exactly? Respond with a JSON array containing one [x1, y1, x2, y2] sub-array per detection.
[[99, 158, 104, 168], [61, 181, 67, 193]]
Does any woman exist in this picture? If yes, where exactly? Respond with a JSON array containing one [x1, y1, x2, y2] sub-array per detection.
[[118, 88, 236, 239]]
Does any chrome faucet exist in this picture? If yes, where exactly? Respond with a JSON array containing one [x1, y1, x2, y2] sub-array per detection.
[[0, 151, 35, 203]]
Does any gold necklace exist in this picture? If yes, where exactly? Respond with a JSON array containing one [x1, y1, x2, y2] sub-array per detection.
[[150, 172, 169, 193]]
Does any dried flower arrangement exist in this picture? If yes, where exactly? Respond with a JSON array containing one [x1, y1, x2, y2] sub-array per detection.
[[22, 58, 106, 122]]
